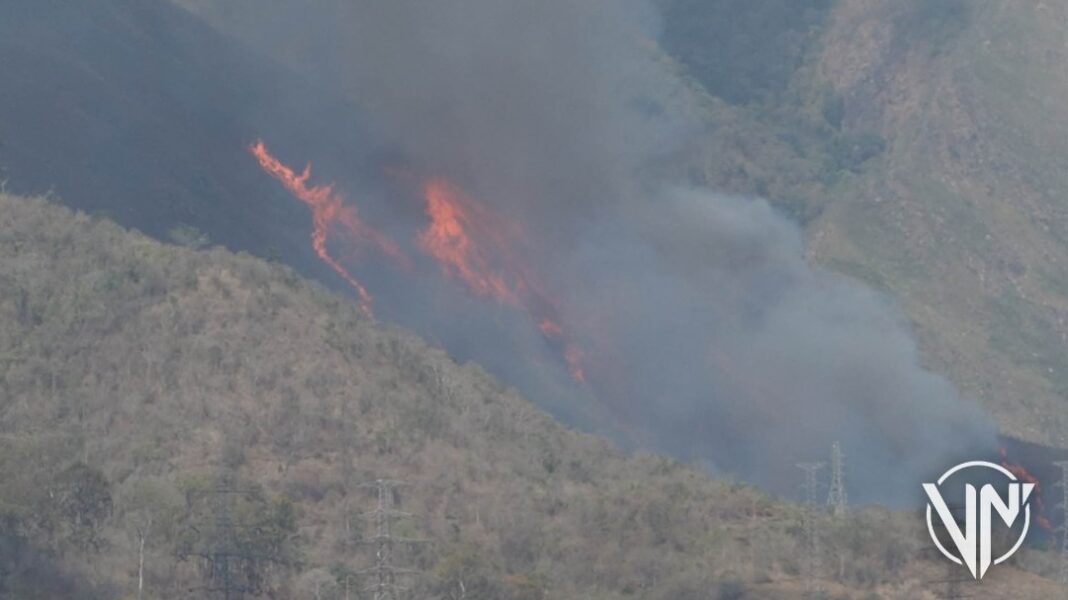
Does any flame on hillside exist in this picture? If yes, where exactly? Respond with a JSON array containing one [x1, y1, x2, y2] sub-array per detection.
[[249, 139, 404, 315], [418, 177, 586, 381], [999, 447, 1053, 531], [250, 144, 586, 380]]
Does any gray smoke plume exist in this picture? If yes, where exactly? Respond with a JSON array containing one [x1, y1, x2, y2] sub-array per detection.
[[179, 0, 995, 501]]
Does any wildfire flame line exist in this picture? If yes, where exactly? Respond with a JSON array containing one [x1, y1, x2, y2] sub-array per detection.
[[250, 142, 587, 382], [999, 447, 1053, 531], [249, 139, 403, 316], [420, 178, 520, 304], [418, 177, 586, 382]]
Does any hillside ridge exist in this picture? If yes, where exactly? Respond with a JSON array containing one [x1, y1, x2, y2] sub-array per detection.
[[0, 192, 1061, 598]]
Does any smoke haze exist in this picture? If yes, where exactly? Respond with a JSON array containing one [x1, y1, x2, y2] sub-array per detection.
[[180, 0, 996, 501]]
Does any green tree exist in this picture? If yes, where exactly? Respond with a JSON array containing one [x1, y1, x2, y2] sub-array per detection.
[[432, 542, 502, 600], [51, 462, 112, 552]]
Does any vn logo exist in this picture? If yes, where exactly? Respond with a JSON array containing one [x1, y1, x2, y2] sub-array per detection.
[[923, 461, 1035, 580]]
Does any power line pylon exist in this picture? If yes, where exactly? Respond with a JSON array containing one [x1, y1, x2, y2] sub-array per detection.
[[826, 442, 847, 518], [357, 479, 424, 600], [922, 504, 971, 599], [797, 462, 825, 599], [1054, 461, 1068, 590], [942, 555, 967, 599], [187, 473, 261, 600]]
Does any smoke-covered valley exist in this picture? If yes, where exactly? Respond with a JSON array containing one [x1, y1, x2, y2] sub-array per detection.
[[163, 0, 998, 500], [0, 0, 1002, 501]]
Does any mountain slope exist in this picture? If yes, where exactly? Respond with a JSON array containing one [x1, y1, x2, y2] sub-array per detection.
[[26, 0, 1058, 450], [650, 0, 1068, 447], [0, 0, 379, 286], [0, 193, 1060, 598], [806, 0, 1068, 445]]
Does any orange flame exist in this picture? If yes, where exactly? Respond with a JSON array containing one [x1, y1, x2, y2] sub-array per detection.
[[419, 178, 522, 305], [250, 139, 403, 315], [538, 318, 564, 338], [999, 448, 1053, 531], [564, 345, 586, 383], [418, 177, 586, 381]]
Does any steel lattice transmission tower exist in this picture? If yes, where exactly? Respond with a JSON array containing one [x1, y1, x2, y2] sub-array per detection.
[[1055, 461, 1068, 590], [201, 482, 249, 600], [923, 504, 971, 600], [826, 442, 847, 518], [358, 479, 424, 600], [797, 462, 825, 599], [186, 472, 266, 600], [941, 556, 967, 600]]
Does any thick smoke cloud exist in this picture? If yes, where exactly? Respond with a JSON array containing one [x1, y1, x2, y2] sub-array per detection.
[[180, 0, 995, 500]]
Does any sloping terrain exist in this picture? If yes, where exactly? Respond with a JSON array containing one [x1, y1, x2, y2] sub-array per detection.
[[652, 0, 1068, 446], [0, 0, 378, 283], [0, 193, 1060, 598], [17, 0, 1054, 450], [805, 0, 1068, 445], [1, 1, 1067, 595]]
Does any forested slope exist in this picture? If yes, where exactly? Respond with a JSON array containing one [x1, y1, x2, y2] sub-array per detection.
[[0, 193, 1060, 598]]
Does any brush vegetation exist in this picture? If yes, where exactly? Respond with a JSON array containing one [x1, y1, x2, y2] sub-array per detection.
[[0, 193, 1061, 599]]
